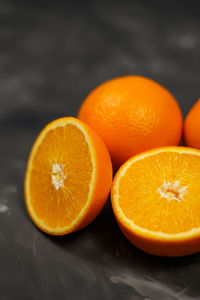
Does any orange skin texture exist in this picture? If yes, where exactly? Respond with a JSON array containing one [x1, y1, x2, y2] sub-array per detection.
[[116, 216, 200, 257], [24, 117, 113, 235], [78, 76, 183, 170], [184, 99, 200, 149], [74, 120, 113, 232]]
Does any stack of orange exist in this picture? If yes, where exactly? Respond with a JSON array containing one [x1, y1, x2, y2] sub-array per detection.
[[24, 75, 200, 257]]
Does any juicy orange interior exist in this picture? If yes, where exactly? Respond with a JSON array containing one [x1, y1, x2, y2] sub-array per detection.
[[28, 123, 93, 229], [118, 151, 200, 234]]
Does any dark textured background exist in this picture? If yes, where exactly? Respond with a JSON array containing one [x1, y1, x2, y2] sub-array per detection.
[[0, 1, 200, 299]]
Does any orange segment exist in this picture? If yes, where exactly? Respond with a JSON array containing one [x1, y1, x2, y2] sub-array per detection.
[[25, 117, 112, 235], [111, 147, 200, 256]]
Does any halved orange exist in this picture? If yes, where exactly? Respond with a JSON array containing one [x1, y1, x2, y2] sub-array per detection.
[[24, 117, 112, 235], [111, 147, 200, 256]]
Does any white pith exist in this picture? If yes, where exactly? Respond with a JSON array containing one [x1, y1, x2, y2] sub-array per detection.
[[52, 163, 67, 191], [157, 180, 187, 202]]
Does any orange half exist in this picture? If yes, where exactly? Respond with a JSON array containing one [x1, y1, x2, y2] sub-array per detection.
[[111, 147, 200, 256], [25, 117, 112, 235]]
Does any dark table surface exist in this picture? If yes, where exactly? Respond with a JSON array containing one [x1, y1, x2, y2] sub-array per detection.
[[1, 0, 200, 299]]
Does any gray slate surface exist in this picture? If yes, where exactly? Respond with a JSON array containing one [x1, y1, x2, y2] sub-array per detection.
[[0, 0, 200, 299]]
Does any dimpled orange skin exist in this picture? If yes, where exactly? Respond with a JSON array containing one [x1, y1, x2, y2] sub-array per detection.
[[184, 99, 200, 149], [78, 76, 183, 169]]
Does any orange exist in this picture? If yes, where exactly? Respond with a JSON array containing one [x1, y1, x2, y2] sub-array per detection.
[[24, 117, 112, 235], [78, 76, 183, 170], [111, 147, 200, 257], [184, 98, 200, 149]]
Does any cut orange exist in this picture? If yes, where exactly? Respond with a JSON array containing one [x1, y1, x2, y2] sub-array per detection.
[[111, 147, 200, 256], [24, 117, 112, 235]]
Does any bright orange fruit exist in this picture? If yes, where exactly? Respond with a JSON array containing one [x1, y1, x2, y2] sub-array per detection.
[[111, 147, 200, 257], [78, 76, 183, 170], [24, 117, 112, 235], [184, 98, 200, 149]]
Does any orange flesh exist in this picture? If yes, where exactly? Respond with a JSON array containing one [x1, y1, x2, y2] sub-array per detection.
[[28, 124, 93, 229], [118, 151, 200, 234]]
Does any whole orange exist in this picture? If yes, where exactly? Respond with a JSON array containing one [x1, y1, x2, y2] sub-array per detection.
[[184, 99, 200, 149], [78, 76, 183, 169]]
